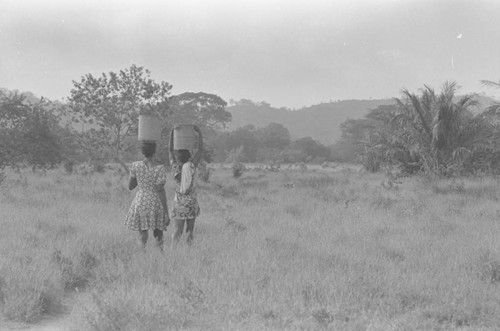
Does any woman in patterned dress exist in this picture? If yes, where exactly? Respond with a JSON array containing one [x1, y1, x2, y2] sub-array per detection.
[[125, 142, 170, 250], [168, 126, 203, 245]]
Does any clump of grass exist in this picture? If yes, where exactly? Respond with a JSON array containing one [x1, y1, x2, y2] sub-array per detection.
[[296, 173, 348, 190], [283, 205, 302, 217], [51, 249, 100, 291], [0, 172, 6, 186], [429, 179, 465, 195], [217, 185, 241, 199], [1, 259, 63, 323], [301, 283, 326, 308], [225, 218, 247, 232], [465, 183, 499, 200], [422, 304, 486, 329], [311, 307, 335, 327], [238, 177, 269, 190], [476, 250, 500, 284], [370, 192, 397, 209], [76, 283, 192, 331]]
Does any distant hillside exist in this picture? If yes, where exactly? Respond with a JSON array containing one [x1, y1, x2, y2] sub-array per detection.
[[2, 87, 498, 145], [227, 95, 500, 145], [227, 99, 394, 144]]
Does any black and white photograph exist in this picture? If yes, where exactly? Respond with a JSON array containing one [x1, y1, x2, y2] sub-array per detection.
[[2, 0, 500, 330]]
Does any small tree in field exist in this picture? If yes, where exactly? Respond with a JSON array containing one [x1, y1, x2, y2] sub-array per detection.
[[0, 91, 63, 171], [391, 81, 493, 175], [68, 65, 172, 171]]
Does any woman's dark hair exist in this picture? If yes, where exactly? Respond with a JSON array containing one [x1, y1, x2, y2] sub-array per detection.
[[141, 142, 156, 158], [175, 149, 191, 163]]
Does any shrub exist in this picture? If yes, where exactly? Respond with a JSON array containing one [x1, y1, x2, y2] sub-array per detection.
[[198, 162, 211, 183], [91, 161, 105, 173], [232, 161, 245, 178], [360, 150, 381, 172], [63, 160, 74, 174]]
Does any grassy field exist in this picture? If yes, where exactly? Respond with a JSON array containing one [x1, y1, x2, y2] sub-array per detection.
[[2, 165, 500, 330]]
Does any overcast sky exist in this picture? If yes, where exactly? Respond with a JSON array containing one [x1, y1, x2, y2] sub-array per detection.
[[1, 0, 500, 108]]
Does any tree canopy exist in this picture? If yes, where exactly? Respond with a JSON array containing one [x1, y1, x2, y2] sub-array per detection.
[[0, 91, 63, 170], [168, 92, 231, 130], [67, 64, 172, 168]]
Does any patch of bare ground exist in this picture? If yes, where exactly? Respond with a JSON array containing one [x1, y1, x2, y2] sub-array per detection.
[[0, 314, 75, 331]]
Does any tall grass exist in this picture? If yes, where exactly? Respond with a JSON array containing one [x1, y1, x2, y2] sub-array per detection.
[[2, 167, 500, 330]]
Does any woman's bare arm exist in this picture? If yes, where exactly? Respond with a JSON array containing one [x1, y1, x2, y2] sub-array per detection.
[[157, 184, 168, 212], [157, 184, 170, 225], [128, 176, 137, 190], [191, 126, 203, 167], [168, 128, 175, 165]]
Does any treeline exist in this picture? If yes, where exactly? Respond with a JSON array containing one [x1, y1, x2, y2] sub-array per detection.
[[333, 81, 500, 176], [2, 63, 500, 177], [210, 123, 331, 164], [0, 64, 334, 174]]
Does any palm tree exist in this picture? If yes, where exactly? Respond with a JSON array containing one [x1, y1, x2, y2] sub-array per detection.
[[480, 79, 500, 122], [391, 81, 493, 175]]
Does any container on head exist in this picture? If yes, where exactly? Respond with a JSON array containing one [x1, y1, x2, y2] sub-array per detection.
[[138, 115, 161, 142], [173, 124, 199, 150]]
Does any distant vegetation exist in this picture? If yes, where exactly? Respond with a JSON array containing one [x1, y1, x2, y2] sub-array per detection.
[[1, 64, 500, 177], [227, 98, 393, 144]]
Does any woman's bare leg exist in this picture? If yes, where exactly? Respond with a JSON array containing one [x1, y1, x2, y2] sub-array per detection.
[[139, 230, 148, 250], [186, 218, 195, 245], [153, 229, 164, 251], [172, 219, 185, 244]]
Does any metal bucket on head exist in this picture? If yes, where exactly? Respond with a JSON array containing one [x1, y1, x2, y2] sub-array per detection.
[[138, 115, 161, 142], [173, 124, 198, 150]]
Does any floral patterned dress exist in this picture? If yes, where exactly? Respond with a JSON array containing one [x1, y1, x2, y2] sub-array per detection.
[[125, 161, 168, 231], [171, 161, 200, 221]]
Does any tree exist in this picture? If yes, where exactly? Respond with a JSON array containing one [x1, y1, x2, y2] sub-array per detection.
[[0, 91, 63, 170], [168, 92, 231, 164], [168, 92, 231, 130], [474, 78, 500, 173], [336, 105, 396, 168], [480, 78, 500, 124], [221, 125, 259, 162], [67, 64, 172, 170], [287, 137, 326, 162], [391, 81, 493, 175], [258, 123, 291, 149]]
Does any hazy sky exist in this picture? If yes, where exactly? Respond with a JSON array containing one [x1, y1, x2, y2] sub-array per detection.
[[1, 0, 500, 108]]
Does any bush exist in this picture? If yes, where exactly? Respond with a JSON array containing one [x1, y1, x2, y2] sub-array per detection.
[[63, 160, 74, 174], [232, 161, 245, 178], [92, 161, 105, 173], [198, 162, 211, 183], [360, 150, 381, 173]]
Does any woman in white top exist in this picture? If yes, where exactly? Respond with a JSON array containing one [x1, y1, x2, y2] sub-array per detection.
[[168, 126, 203, 244]]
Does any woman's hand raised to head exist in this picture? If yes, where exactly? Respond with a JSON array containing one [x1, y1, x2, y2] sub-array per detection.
[[169, 128, 175, 151], [163, 210, 170, 226]]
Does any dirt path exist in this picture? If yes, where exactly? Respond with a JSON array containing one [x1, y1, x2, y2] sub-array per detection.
[[0, 314, 76, 331], [1, 293, 78, 331]]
